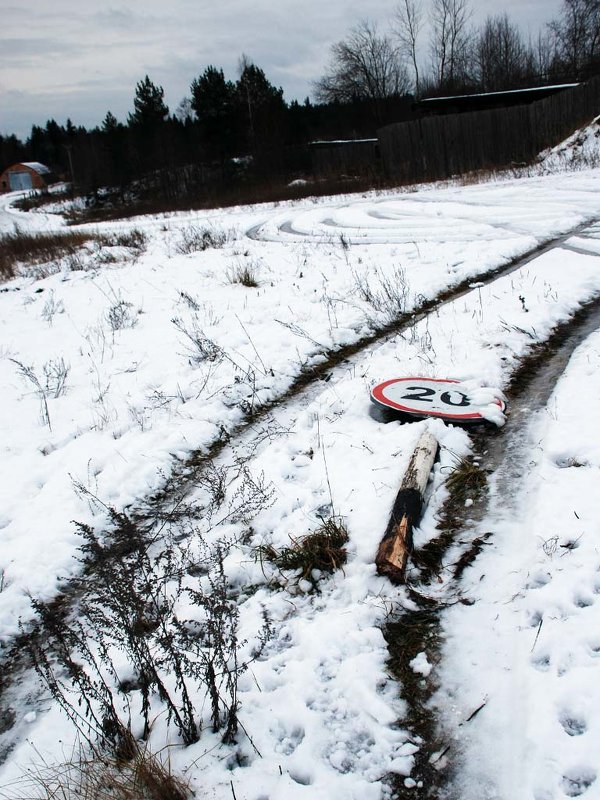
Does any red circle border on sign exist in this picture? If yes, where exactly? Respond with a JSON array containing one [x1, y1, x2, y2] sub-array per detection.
[[371, 377, 505, 420]]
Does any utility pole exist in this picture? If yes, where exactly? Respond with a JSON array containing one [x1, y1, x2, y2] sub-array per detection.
[[64, 144, 75, 193]]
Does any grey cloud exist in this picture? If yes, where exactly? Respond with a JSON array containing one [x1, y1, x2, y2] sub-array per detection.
[[0, 37, 82, 62], [92, 6, 166, 31], [1, 84, 133, 137], [0, 0, 566, 138]]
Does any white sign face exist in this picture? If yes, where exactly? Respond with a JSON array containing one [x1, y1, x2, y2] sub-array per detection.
[[371, 377, 505, 422]]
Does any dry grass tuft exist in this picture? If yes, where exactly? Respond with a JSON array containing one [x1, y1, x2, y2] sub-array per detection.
[[0, 228, 148, 281], [174, 225, 231, 255], [226, 262, 259, 288], [0, 737, 191, 800], [0, 230, 94, 280], [258, 516, 349, 587], [106, 229, 148, 257], [442, 455, 487, 508]]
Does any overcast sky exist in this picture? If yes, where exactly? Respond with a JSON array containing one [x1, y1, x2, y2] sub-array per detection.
[[1, 0, 563, 139]]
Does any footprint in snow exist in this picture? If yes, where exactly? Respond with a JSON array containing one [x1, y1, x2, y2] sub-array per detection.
[[559, 712, 588, 737], [526, 570, 552, 590], [528, 610, 544, 628], [275, 725, 305, 756], [289, 770, 313, 786], [560, 767, 596, 797], [556, 652, 573, 677], [586, 640, 600, 657], [531, 653, 551, 672]]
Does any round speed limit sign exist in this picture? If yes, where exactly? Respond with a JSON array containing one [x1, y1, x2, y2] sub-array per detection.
[[371, 377, 505, 422]]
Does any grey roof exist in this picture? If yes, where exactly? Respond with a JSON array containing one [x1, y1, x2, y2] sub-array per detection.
[[19, 161, 52, 174], [420, 83, 579, 103]]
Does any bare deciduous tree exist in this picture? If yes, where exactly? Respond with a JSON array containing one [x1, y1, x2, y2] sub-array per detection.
[[549, 0, 600, 78], [429, 0, 473, 93], [393, 0, 424, 95], [314, 20, 410, 121], [534, 29, 560, 83], [475, 13, 531, 91]]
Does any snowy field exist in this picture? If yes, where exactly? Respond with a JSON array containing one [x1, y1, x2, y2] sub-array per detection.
[[1, 130, 600, 800]]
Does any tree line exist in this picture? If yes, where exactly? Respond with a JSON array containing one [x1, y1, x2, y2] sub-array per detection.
[[317, 0, 600, 113], [0, 0, 597, 206], [0, 58, 416, 208]]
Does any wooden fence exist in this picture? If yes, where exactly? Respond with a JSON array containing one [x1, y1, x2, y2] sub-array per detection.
[[310, 139, 380, 178], [378, 76, 600, 182]]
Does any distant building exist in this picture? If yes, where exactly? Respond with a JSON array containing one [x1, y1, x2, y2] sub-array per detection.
[[0, 162, 56, 193], [415, 84, 579, 116]]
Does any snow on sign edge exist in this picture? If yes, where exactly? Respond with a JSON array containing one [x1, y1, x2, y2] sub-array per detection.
[[370, 377, 506, 422]]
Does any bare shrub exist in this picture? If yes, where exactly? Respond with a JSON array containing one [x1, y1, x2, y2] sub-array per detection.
[[93, 248, 120, 266], [110, 228, 148, 255], [43, 357, 70, 398], [88, 229, 148, 267], [352, 265, 410, 322], [10, 359, 51, 429], [174, 225, 231, 255], [41, 291, 65, 325], [65, 250, 88, 272], [106, 300, 138, 332], [178, 290, 201, 311], [274, 319, 325, 351], [172, 312, 269, 414], [86, 323, 111, 364], [128, 403, 150, 431], [0, 227, 147, 279], [12, 187, 54, 212], [25, 491, 272, 753], [172, 315, 223, 363]]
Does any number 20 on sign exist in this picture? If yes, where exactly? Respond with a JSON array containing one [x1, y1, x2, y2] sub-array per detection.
[[371, 377, 505, 422]]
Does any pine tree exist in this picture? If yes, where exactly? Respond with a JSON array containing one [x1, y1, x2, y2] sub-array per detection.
[[128, 76, 170, 174], [190, 66, 238, 161], [235, 60, 287, 153], [128, 75, 169, 128], [101, 111, 130, 191], [102, 111, 120, 133]]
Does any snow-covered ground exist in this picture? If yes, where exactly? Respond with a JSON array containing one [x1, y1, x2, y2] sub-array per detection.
[[437, 328, 600, 800], [3, 171, 599, 636], [1, 132, 600, 799]]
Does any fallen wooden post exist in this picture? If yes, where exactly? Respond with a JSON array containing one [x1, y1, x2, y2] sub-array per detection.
[[376, 431, 439, 584]]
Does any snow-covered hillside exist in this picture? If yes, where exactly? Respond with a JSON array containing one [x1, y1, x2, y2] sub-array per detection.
[[537, 116, 600, 172]]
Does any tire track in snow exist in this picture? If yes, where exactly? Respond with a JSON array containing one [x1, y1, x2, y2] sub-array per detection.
[[145, 213, 599, 514], [246, 189, 600, 245]]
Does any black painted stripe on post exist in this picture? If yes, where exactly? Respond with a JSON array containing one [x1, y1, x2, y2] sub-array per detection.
[[376, 432, 439, 584]]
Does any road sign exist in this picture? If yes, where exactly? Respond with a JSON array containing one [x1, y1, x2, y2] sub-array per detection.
[[371, 377, 505, 423]]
